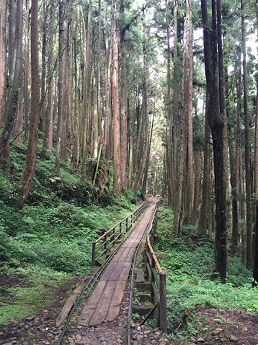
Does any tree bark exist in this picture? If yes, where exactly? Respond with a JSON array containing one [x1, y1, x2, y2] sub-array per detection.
[[184, 0, 194, 223], [112, 0, 121, 198], [201, 0, 227, 281], [0, 0, 5, 123], [18, 0, 40, 208], [252, 2, 258, 284], [241, 0, 253, 269], [0, 0, 23, 165]]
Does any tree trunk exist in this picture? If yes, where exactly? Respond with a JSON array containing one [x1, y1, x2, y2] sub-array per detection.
[[201, 0, 227, 281], [0, 0, 5, 123], [241, 0, 253, 269], [119, 0, 128, 192], [112, 0, 121, 198], [198, 117, 212, 236], [252, 3, 258, 284], [81, 1, 92, 180], [44, 1, 55, 152], [18, 0, 40, 208], [0, 0, 23, 165], [184, 0, 194, 223]]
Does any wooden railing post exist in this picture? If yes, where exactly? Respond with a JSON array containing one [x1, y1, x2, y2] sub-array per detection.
[[104, 233, 108, 255], [92, 242, 96, 267], [150, 252, 155, 301], [159, 271, 167, 333]]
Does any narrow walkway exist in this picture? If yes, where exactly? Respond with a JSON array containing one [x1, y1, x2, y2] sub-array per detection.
[[77, 201, 157, 327]]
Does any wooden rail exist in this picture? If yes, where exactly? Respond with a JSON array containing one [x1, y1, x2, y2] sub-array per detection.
[[145, 200, 167, 333], [91, 202, 148, 267]]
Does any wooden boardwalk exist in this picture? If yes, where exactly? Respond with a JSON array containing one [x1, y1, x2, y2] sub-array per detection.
[[77, 201, 157, 327]]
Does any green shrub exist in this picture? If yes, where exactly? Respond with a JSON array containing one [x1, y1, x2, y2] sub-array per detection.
[[154, 206, 257, 339]]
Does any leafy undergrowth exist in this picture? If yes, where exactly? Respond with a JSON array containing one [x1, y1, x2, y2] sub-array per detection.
[[152, 206, 258, 343], [0, 142, 137, 326]]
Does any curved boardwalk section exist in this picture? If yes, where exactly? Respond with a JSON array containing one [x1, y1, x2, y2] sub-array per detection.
[[77, 201, 157, 327]]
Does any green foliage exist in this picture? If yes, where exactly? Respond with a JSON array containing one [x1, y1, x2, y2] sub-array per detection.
[[154, 206, 257, 339], [0, 200, 132, 274], [0, 141, 135, 272], [0, 142, 136, 325]]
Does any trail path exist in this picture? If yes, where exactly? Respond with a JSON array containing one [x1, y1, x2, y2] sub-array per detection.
[[64, 198, 164, 345], [77, 202, 156, 328]]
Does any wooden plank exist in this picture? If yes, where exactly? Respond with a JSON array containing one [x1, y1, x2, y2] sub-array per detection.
[[110, 281, 126, 307], [77, 308, 95, 326], [116, 246, 131, 262], [108, 262, 124, 281], [89, 297, 110, 326], [56, 294, 77, 327], [118, 262, 131, 281], [99, 262, 117, 280], [102, 280, 117, 297], [106, 306, 120, 322], [81, 281, 107, 311], [124, 247, 136, 262]]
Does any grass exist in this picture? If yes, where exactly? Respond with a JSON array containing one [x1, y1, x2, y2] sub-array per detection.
[[153, 206, 258, 339], [0, 142, 137, 325], [0, 268, 70, 324]]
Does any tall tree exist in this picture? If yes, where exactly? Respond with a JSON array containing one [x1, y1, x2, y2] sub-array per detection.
[[19, 0, 40, 208], [252, 0, 258, 284], [112, 0, 121, 197], [201, 0, 227, 281], [0, 0, 5, 122], [183, 0, 194, 222], [120, 0, 128, 192], [241, 0, 253, 268], [0, 0, 23, 165]]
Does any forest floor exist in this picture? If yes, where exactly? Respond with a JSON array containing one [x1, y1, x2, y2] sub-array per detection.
[[1, 268, 258, 345]]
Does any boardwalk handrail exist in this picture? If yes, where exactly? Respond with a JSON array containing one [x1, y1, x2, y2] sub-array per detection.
[[145, 200, 167, 333], [91, 202, 148, 267]]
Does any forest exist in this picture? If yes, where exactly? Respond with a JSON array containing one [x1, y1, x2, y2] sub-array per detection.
[[0, 0, 258, 343]]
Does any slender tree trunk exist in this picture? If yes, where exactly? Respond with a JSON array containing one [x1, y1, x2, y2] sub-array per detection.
[[228, 68, 241, 254], [241, 0, 252, 268], [165, 0, 173, 207], [198, 117, 212, 236], [253, 81, 258, 282], [252, 1, 258, 284], [193, 149, 201, 224], [44, 2, 55, 152], [0, 0, 23, 165], [184, 0, 194, 223], [112, 0, 121, 197], [119, 0, 128, 192], [81, 1, 92, 180], [0, 0, 5, 123], [55, 0, 65, 175], [19, 0, 40, 208]]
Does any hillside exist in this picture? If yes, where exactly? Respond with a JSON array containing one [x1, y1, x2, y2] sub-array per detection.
[[0, 143, 137, 329]]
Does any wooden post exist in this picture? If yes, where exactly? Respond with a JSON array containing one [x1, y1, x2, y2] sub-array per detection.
[[92, 242, 96, 267], [113, 226, 116, 244], [104, 233, 108, 255], [159, 271, 167, 333], [150, 252, 155, 302]]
